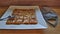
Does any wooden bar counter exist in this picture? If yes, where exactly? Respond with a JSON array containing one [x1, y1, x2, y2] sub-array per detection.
[[0, 7, 60, 34]]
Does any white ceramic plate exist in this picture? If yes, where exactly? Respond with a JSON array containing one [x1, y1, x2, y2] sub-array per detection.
[[0, 6, 48, 29]]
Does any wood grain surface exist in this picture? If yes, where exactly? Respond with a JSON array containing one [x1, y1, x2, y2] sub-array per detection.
[[0, 7, 60, 34], [0, 0, 60, 7]]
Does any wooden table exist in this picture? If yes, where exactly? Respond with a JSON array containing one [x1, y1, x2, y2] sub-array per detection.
[[0, 7, 60, 34]]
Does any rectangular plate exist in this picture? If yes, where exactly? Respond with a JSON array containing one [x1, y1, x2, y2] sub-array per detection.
[[0, 6, 47, 29]]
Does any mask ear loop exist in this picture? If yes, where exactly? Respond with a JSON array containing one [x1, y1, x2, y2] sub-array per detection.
[[46, 16, 58, 27]]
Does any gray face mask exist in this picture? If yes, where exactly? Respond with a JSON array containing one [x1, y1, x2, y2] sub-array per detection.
[[45, 12, 57, 19], [40, 7, 58, 27]]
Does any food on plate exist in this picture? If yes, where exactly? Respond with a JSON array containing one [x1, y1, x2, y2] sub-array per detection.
[[6, 9, 37, 25]]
